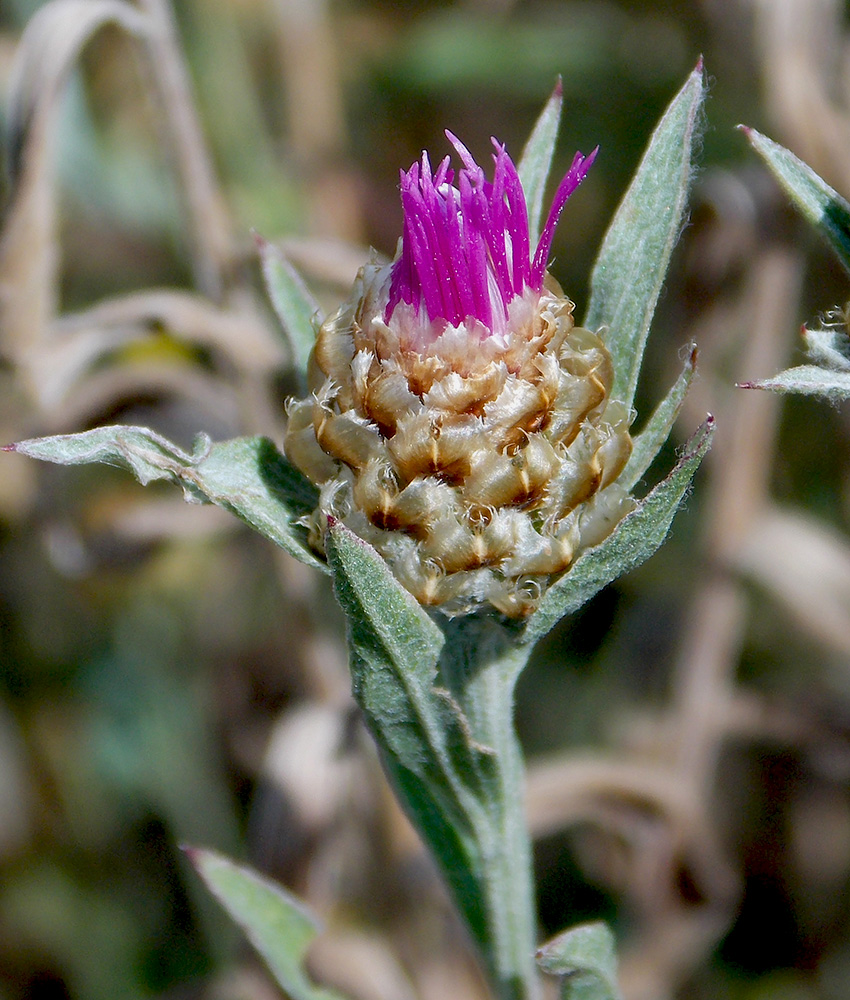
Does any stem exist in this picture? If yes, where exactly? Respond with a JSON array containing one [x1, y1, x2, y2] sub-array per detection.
[[439, 617, 540, 1000]]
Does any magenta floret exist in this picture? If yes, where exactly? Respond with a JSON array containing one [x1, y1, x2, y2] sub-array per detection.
[[384, 133, 597, 334]]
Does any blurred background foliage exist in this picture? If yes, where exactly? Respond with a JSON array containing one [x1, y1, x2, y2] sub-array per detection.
[[2, 1, 850, 999]]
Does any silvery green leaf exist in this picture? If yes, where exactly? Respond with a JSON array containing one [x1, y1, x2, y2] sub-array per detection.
[[537, 922, 623, 1000], [739, 365, 850, 401], [519, 78, 563, 247], [324, 520, 446, 771], [523, 416, 714, 646], [258, 236, 322, 392], [620, 344, 698, 491], [7, 427, 323, 570], [743, 128, 850, 273], [325, 522, 538, 998], [186, 848, 345, 1000], [804, 326, 850, 370], [584, 61, 705, 411]]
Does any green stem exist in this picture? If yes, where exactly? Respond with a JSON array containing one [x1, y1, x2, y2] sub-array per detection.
[[438, 617, 539, 1000]]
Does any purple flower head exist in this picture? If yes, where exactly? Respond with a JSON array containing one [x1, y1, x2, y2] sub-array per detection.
[[384, 132, 597, 343]]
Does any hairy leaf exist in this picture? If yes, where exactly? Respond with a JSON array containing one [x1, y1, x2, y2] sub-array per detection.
[[7, 427, 323, 569], [584, 60, 705, 410], [739, 365, 850, 402], [325, 520, 446, 771], [325, 522, 538, 994], [743, 127, 850, 273], [258, 237, 322, 392], [620, 345, 698, 491], [186, 848, 344, 1000], [537, 922, 622, 1000]]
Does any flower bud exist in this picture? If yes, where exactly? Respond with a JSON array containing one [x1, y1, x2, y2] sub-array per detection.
[[285, 133, 634, 616]]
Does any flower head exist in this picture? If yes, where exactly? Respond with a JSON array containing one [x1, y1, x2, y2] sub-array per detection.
[[384, 133, 596, 346], [285, 133, 633, 617]]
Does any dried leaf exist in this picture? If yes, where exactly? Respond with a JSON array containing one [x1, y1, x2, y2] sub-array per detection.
[[0, 0, 150, 366]]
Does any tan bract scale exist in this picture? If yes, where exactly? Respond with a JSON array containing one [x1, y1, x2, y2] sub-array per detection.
[[285, 262, 635, 617]]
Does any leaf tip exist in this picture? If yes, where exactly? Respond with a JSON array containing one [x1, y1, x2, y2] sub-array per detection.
[[1, 443, 17, 452], [553, 75, 563, 99], [695, 53, 704, 74], [252, 229, 269, 253], [735, 381, 759, 390]]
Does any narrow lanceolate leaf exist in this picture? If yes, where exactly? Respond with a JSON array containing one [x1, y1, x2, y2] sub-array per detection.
[[7, 427, 323, 570], [258, 237, 322, 392], [743, 127, 850, 273], [325, 520, 446, 769], [519, 78, 564, 246], [324, 522, 525, 978], [584, 61, 705, 411], [739, 365, 850, 402], [537, 922, 623, 1000], [620, 345, 698, 491], [325, 523, 501, 807], [523, 416, 714, 646], [186, 848, 344, 1000]]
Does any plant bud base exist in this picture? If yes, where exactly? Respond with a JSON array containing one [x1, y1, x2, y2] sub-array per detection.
[[285, 264, 633, 617]]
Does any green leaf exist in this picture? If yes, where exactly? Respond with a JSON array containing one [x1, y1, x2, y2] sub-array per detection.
[[186, 847, 344, 1000], [325, 523, 538, 999], [537, 922, 623, 1000], [742, 127, 850, 273], [324, 525, 503, 836], [325, 520, 447, 771], [7, 426, 324, 570], [620, 344, 698, 491], [523, 416, 714, 646], [258, 236, 322, 392], [739, 365, 850, 402], [584, 61, 705, 411], [518, 78, 563, 246], [324, 520, 488, 943]]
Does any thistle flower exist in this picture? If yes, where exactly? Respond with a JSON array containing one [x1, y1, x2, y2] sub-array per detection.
[[285, 133, 634, 617]]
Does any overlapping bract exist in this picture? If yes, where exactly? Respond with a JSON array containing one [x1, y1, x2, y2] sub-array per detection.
[[285, 136, 632, 617]]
